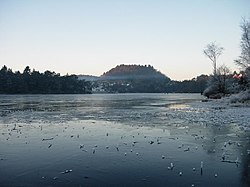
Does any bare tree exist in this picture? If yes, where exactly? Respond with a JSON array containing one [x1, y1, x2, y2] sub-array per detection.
[[203, 42, 224, 75], [235, 18, 250, 69]]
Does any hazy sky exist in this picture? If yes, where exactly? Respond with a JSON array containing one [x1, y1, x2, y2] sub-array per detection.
[[0, 0, 249, 80]]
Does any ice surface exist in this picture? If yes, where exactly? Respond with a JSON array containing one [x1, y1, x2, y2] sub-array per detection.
[[0, 93, 249, 187]]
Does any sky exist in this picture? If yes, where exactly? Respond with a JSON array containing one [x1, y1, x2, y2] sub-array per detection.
[[0, 0, 249, 80]]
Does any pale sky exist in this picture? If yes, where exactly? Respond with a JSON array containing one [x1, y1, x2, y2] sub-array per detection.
[[0, 0, 249, 80]]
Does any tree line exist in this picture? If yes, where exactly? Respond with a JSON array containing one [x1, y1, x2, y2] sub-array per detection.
[[94, 74, 209, 93], [0, 66, 91, 94], [0, 64, 210, 94]]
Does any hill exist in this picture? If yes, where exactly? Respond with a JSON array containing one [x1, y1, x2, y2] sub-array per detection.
[[101, 64, 169, 80], [97, 64, 171, 93]]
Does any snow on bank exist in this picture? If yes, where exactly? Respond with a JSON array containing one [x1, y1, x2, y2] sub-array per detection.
[[229, 90, 250, 104], [181, 97, 250, 132]]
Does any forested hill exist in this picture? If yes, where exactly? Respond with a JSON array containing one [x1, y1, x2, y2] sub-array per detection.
[[97, 64, 171, 93], [101, 64, 170, 80]]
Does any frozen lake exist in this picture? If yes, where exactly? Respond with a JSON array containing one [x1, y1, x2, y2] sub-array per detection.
[[0, 93, 249, 187]]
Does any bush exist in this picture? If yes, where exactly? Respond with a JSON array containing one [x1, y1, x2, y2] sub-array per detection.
[[230, 89, 250, 103]]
